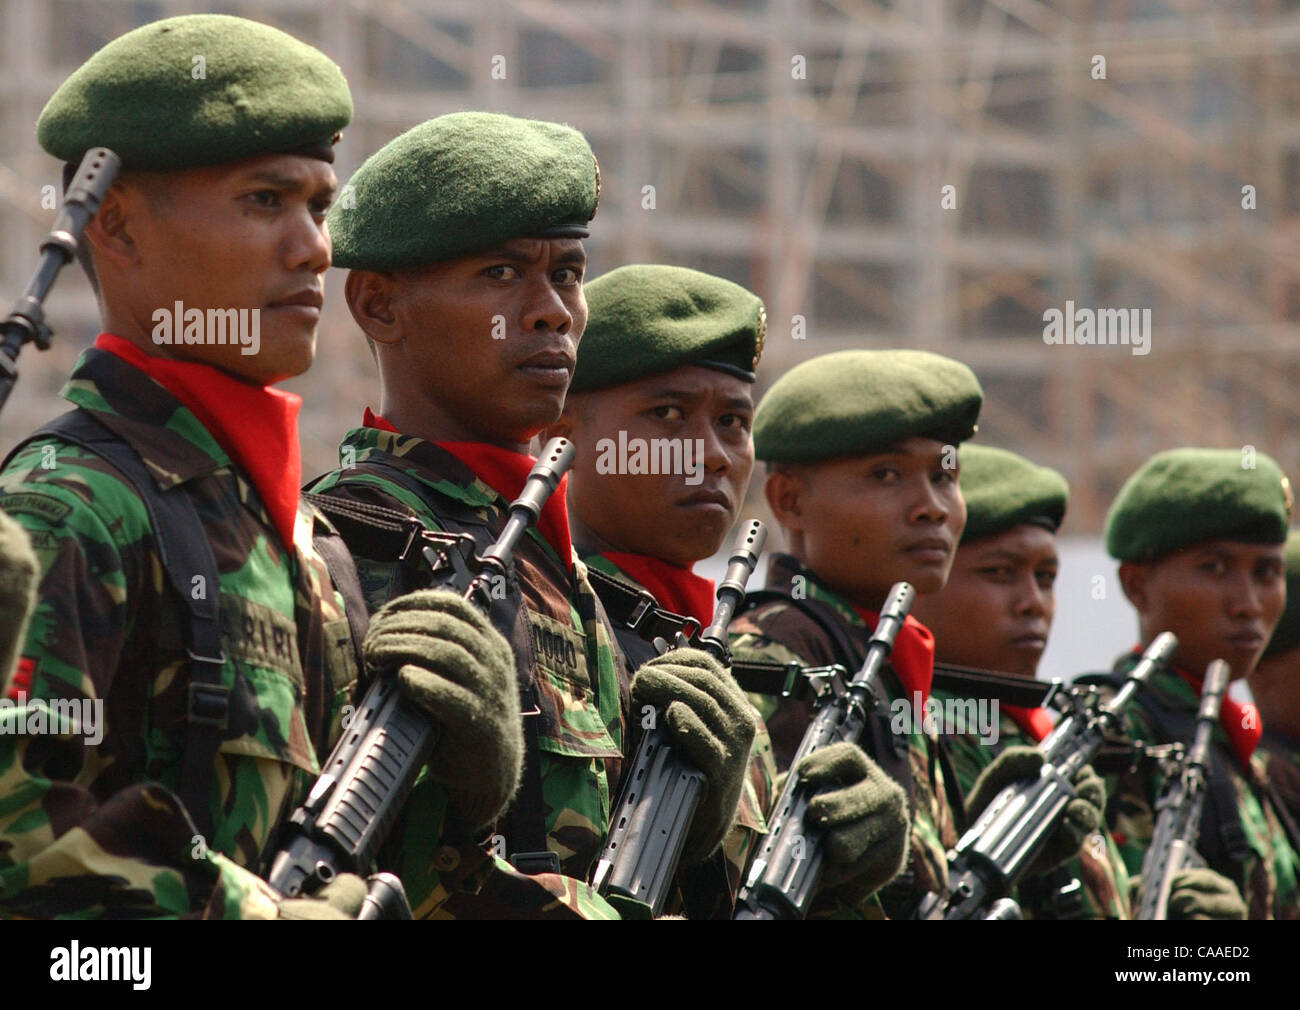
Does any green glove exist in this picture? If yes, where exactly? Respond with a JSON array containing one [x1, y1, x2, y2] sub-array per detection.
[[277, 873, 368, 920], [965, 746, 1105, 875], [362, 589, 523, 831], [791, 741, 910, 905], [0, 510, 38, 685], [630, 647, 757, 863], [1166, 867, 1247, 920]]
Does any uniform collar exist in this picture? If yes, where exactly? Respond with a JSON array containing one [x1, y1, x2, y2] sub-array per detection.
[[61, 343, 228, 488]]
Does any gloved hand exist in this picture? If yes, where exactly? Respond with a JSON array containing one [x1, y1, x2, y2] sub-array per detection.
[[362, 589, 523, 830], [965, 747, 1105, 875], [788, 741, 910, 905], [1166, 867, 1247, 920], [630, 647, 757, 863], [277, 873, 368, 920]]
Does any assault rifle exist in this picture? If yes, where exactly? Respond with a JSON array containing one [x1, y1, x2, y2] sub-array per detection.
[[593, 519, 766, 916], [733, 581, 915, 920], [0, 148, 120, 414], [1134, 658, 1229, 920], [914, 631, 1178, 920], [267, 438, 576, 919]]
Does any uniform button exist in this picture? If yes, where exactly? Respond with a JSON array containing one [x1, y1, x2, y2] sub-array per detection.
[[433, 846, 460, 872]]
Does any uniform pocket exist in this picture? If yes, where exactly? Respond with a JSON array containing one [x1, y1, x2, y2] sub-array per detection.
[[526, 610, 621, 760]]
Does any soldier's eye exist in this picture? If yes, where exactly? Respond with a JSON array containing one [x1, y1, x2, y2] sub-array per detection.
[[246, 190, 281, 209], [650, 405, 684, 422], [553, 267, 583, 284], [484, 265, 520, 280]]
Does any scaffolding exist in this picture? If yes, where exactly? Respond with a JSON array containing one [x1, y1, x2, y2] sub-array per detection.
[[3, 0, 1300, 529]]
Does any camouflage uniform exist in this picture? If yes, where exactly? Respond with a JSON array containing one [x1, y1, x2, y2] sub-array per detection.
[[1103, 655, 1300, 920], [1259, 730, 1300, 831], [933, 690, 1131, 918], [582, 553, 776, 917], [728, 554, 958, 919], [309, 425, 630, 919], [0, 347, 357, 919]]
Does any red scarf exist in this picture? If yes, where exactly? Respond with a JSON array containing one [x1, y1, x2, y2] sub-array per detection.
[[601, 553, 716, 628], [852, 605, 936, 705], [96, 334, 301, 550], [1003, 704, 1055, 743], [363, 408, 573, 566], [1171, 663, 1262, 771]]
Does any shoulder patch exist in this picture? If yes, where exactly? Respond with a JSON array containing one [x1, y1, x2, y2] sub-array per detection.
[[0, 492, 72, 525]]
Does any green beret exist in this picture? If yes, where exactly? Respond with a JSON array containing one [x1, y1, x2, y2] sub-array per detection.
[[1263, 530, 1300, 658], [1105, 448, 1293, 562], [38, 15, 352, 170], [959, 444, 1069, 544], [569, 265, 766, 392], [753, 350, 982, 463], [329, 112, 599, 270]]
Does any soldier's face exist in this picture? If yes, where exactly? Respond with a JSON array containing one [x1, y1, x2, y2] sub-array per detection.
[[356, 238, 586, 447], [93, 154, 336, 385], [1121, 539, 1286, 680], [765, 437, 966, 608], [553, 366, 754, 566], [910, 525, 1058, 677]]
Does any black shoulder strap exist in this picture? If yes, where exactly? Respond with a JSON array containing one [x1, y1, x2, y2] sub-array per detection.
[[586, 567, 699, 650], [310, 526, 370, 667], [11, 410, 227, 843], [932, 663, 1060, 709]]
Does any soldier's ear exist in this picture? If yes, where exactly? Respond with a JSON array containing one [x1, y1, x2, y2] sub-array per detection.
[[1117, 561, 1149, 612], [345, 269, 400, 346], [765, 466, 807, 533], [82, 182, 141, 272]]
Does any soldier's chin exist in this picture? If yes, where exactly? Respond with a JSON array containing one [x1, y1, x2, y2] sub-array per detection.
[[244, 329, 317, 384]]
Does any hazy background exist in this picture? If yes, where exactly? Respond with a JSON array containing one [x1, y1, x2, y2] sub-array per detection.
[[2, 0, 1295, 700]]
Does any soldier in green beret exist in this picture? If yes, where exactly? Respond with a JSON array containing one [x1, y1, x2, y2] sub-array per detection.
[[1097, 447, 1300, 918], [542, 264, 909, 915], [1247, 530, 1300, 837], [912, 444, 1240, 920], [0, 14, 527, 921], [311, 117, 757, 918], [728, 350, 1106, 918]]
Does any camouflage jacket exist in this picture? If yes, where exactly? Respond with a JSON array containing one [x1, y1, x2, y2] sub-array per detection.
[[728, 554, 958, 919], [308, 426, 630, 919], [933, 690, 1131, 919], [583, 553, 776, 917], [1259, 729, 1300, 833], [1102, 656, 1300, 920], [0, 347, 358, 919]]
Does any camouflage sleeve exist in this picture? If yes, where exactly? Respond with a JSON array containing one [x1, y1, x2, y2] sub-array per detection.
[[0, 448, 276, 918]]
